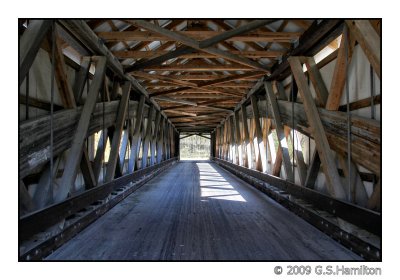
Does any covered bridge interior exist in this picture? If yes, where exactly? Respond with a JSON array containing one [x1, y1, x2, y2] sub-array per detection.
[[19, 19, 381, 261]]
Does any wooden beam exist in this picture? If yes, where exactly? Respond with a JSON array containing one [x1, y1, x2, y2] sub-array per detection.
[[198, 20, 276, 47], [153, 96, 197, 106], [304, 149, 320, 188], [156, 118, 165, 163], [139, 73, 260, 81], [197, 72, 265, 87], [345, 20, 380, 79], [326, 26, 354, 110], [19, 20, 52, 86], [143, 63, 254, 72], [114, 50, 284, 59], [150, 111, 161, 166], [241, 104, 252, 168], [276, 81, 288, 100], [338, 95, 381, 112], [55, 57, 107, 203], [265, 82, 294, 181], [92, 129, 108, 183], [80, 147, 97, 188], [367, 179, 381, 211], [119, 126, 130, 172], [127, 20, 270, 72], [228, 116, 236, 162], [125, 45, 197, 72], [19, 95, 63, 111], [130, 71, 197, 87], [126, 20, 274, 72], [32, 157, 62, 210], [59, 20, 175, 131], [288, 56, 346, 200], [234, 110, 243, 166], [290, 129, 308, 186], [163, 110, 197, 117], [128, 95, 145, 173], [73, 56, 91, 105], [52, 31, 76, 109], [100, 30, 298, 43], [304, 57, 329, 107], [19, 181, 35, 216], [268, 20, 343, 81], [105, 82, 131, 182], [141, 106, 156, 169], [250, 95, 267, 172]]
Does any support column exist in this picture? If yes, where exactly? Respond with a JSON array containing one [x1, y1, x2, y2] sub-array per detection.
[[141, 106, 156, 169], [234, 110, 243, 166], [150, 111, 161, 165], [156, 117, 165, 164], [127, 95, 145, 173], [250, 95, 267, 172], [240, 104, 251, 168]]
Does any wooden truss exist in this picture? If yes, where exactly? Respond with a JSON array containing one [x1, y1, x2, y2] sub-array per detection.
[[19, 19, 381, 259]]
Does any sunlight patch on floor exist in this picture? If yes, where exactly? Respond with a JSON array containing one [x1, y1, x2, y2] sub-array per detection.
[[197, 162, 246, 202]]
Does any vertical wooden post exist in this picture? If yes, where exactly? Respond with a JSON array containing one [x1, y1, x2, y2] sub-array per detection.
[[221, 123, 226, 160], [229, 116, 236, 163], [234, 110, 243, 166], [241, 104, 251, 169], [156, 117, 165, 163], [150, 111, 161, 165]]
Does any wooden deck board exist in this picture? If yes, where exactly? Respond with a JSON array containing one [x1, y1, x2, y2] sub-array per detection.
[[46, 160, 361, 260]]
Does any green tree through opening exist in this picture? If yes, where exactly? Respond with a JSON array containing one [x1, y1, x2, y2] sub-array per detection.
[[180, 134, 210, 160]]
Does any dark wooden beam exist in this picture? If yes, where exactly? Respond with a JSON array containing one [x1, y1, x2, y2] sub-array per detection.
[[346, 20, 380, 79], [114, 50, 284, 59], [268, 20, 343, 81], [127, 20, 270, 72], [19, 20, 52, 86], [19, 95, 63, 111], [73, 56, 91, 105], [128, 95, 146, 173], [338, 95, 381, 112]]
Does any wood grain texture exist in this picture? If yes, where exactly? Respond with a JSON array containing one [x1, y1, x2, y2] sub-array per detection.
[[47, 161, 360, 261]]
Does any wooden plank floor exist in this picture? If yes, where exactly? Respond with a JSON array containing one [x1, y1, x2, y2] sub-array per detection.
[[47, 160, 361, 260]]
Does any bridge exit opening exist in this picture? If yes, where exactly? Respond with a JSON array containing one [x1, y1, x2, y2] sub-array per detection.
[[179, 134, 211, 160]]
